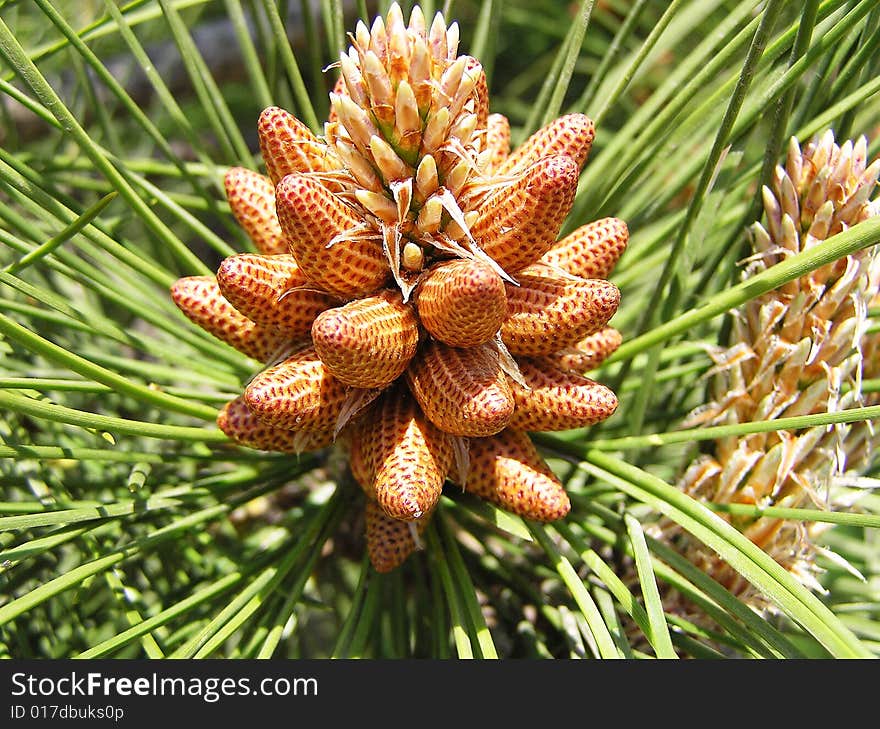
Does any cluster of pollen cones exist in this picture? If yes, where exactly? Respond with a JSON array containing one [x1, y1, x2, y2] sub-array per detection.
[[669, 130, 880, 610], [171, 4, 627, 572]]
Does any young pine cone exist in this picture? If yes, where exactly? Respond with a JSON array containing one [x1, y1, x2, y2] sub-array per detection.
[[171, 3, 626, 572], [671, 130, 880, 609]]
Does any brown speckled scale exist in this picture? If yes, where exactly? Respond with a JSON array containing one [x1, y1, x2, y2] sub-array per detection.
[[469, 58, 489, 134]]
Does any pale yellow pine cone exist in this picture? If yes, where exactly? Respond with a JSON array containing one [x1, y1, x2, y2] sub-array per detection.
[[669, 130, 880, 612]]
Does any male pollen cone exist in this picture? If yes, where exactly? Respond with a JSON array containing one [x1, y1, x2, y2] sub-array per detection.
[[365, 500, 429, 574], [244, 346, 353, 432], [464, 56, 490, 132], [346, 423, 374, 495], [405, 340, 515, 437], [473, 154, 580, 273], [224, 167, 288, 256], [501, 264, 621, 356], [543, 327, 624, 373], [495, 113, 595, 176], [357, 391, 454, 521], [459, 428, 570, 521], [217, 253, 336, 336], [258, 106, 333, 183], [540, 217, 629, 280], [218, 396, 334, 453], [508, 358, 619, 431], [311, 290, 420, 389], [483, 113, 511, 173], [170, 276, 287, 362], [275, 174, 389, 298], [169, 3, 629, 574], [661, 130, 880, 609], [415, 259, 508, 347]]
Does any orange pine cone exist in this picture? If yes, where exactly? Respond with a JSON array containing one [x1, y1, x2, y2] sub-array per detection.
[[542, 327, 623, 373], [415, 259, 507, 347], [473, 155, 579, 273], [365, 499, 430, 573], [224, 167, 288, 256], [171, 4, 629, 574], [508, 358, 618, 431], [501, 264, 620, 356], [217, 396, 334, 453], [275, 174, 390, 298], [170, 276, 288, 362], [541, 217, 629, 279], [483, 113, 510, 173], [350, 390, 453, 521], [467, 57, 489, 133], [244, 346, 356, 432], [405, 340, 514, 437], [496, 113, 595, 176], [311, 290, 420, 389], [460, 429, 570, 521], [258, 106, 334, 184], [217, 253, 336, 336]]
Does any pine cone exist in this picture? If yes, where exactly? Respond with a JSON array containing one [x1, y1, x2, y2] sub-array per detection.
[[171, 3, 627, 572], [672, 130, 880, 608]]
